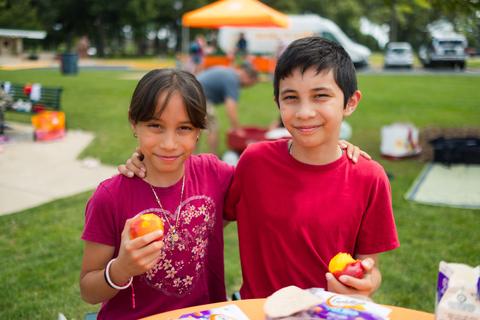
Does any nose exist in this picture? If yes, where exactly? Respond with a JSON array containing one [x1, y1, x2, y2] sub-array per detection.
[[296, 102, 316, 119], [160, 131, 177, 150]]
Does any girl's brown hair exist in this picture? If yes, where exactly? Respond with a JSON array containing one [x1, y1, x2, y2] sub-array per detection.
[[129, 69, 207, 129]]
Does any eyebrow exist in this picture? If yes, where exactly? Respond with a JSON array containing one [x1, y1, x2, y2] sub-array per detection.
[[280, 88, 297, 95], [149, 117, 192, 125], [280, 87, 331, 95]]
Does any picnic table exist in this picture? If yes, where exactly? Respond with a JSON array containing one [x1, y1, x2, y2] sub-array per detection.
[[140, 299, 435, 320]]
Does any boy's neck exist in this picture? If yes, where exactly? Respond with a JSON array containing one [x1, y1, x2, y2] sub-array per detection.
[[289, 140, 342, 165]]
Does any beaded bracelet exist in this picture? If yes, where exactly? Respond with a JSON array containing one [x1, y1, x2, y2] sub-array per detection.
[[104, 258, 133, 290]]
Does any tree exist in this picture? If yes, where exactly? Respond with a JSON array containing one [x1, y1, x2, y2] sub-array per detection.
[[0, 0, 42, 29]]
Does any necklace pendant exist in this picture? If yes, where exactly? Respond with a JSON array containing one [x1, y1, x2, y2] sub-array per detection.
[[171, 232, 179, 242], [170, 228, 179, 246]]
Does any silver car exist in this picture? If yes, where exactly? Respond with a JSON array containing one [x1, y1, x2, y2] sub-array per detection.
[[384, 42, 414, 69]]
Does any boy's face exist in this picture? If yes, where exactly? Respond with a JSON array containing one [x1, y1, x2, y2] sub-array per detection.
[[278, 67, 359, 150]]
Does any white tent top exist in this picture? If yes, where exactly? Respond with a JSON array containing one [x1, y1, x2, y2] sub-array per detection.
[[0, 28, 47, 39]]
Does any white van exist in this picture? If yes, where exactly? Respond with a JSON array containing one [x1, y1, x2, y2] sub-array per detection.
[[218, 14, 371, 67]]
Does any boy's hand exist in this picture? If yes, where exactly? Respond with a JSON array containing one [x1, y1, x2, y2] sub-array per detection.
[[325, 257, 377, 297], [118, 150, 146, 178], [339, 140, 372, 163], [112, 218, 164, 282]]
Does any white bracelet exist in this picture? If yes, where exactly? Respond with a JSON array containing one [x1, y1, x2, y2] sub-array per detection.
[[104, 258, 133, 290]]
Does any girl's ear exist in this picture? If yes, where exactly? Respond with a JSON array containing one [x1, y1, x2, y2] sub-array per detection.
[[130, 123, 137, 138], [194, 128, 201, 142], [343, 90, 362, 117]]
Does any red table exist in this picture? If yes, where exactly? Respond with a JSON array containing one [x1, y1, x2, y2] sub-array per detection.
[[141, 298, 434, 320]]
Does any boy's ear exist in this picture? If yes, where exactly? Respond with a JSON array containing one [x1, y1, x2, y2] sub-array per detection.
[[343, 90, 362, 117]]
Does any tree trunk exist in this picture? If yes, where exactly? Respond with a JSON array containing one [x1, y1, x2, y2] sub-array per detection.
[[94, 17, 106, 57], [389, 0, 397, 42]]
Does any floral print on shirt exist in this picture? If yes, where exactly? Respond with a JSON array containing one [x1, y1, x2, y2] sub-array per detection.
[[138, 195, 216, 297]]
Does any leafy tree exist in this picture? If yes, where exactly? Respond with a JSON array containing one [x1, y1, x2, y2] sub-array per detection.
[[0, 0, 42, 29]]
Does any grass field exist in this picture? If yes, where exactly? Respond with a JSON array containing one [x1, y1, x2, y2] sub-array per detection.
[[0, 67, 479, 319]]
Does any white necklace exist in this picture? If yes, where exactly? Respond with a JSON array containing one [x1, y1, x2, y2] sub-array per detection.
[[149, 174, 185, 247]]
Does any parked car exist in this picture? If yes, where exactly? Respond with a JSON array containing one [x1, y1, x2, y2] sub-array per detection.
[[419, 21, 467, 69], [384, 42, 414, 69]]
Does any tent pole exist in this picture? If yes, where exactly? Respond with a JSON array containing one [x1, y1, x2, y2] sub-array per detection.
[[182, 26, 189, 54]]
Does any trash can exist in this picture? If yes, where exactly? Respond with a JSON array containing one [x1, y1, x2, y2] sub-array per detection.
[[60, 52, 78, 75]]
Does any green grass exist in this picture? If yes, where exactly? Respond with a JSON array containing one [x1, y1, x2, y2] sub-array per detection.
[[1, 68, 479, 319]]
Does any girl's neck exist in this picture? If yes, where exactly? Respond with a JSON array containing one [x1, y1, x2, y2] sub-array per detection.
[[143, 164, 185, 188], [289, 140, 342, 165]]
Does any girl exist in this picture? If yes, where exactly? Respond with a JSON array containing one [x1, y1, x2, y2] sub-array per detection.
[[80, 69, 234, 319]]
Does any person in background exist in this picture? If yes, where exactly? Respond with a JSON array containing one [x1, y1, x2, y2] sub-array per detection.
[[235, 32, 248, 57], [235, 32, 248, 62], [196, 64, 258, 154], [189, 35, 206, 74]]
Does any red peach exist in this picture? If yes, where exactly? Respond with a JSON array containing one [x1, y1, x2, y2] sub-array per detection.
[[129, 213, 164, 241], [328, 252, 364, 279]]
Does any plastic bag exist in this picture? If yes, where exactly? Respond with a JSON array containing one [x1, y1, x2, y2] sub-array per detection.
[[436, 261, 480, 320], [380, 122, 421, 158]]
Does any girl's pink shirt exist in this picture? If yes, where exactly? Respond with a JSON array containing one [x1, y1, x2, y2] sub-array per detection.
[[82, 154, 234, 320]]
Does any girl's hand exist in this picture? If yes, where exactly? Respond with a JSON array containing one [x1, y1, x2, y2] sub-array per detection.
[[110, 218, 164, 283], [325, 257, 377, 298], [339, 140, 372, 163], [118, 150, 146, 178]]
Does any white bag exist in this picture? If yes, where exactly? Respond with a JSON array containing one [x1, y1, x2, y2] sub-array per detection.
[[380, 122, 421, 158], [436, 261, 480, 320]]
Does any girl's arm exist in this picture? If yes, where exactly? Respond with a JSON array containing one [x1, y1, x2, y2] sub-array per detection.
[[80, 241, 120, 304], [325, 253, 381, 298], [80, 218, 164, 304]]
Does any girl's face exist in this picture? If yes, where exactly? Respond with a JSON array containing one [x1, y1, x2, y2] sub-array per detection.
[[132, 91, 200, 185]]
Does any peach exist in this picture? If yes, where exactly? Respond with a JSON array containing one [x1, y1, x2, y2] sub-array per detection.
[[328, 252, 364, 279], [129, 213, 164, 241]]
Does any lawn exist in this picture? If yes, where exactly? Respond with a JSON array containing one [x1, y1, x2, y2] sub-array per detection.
[[0, 68, 479, 319]]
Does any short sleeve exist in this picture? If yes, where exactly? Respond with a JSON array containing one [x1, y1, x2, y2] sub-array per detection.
[[224, 147, 252, 221], [355, 168, 400, 254], [81, 183, 118, 247], [213, 156, 235, 191], [224, 76, 240, 102]]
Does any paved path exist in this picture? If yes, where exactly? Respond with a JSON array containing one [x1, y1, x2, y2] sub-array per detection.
[[0, 53, 174, 71], [0, 123, 116, 216]]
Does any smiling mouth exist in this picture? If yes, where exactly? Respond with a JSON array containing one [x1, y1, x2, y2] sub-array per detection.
[[293, 125, 323, 134], [155, 154, 182, 161]]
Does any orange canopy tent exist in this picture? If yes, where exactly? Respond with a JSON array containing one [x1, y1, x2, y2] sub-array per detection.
[[182, 0, 289, 28], [181, 0, 288, 52]]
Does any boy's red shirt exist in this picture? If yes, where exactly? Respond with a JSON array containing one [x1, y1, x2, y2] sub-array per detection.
[[225, 139, 399, 298]]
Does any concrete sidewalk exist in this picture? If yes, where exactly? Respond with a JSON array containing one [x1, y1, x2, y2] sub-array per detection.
[[0, 123, 116, 216]]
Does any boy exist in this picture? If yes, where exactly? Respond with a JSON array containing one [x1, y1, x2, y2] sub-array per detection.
[[224, 37, 399, 299]]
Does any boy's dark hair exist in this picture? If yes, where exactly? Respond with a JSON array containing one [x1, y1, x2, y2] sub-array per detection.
[[129, 69, 207, 129], [273, 36, 357, 107]]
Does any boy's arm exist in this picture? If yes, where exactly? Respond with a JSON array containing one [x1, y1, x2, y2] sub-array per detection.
[[325, 253, 381, 298]]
